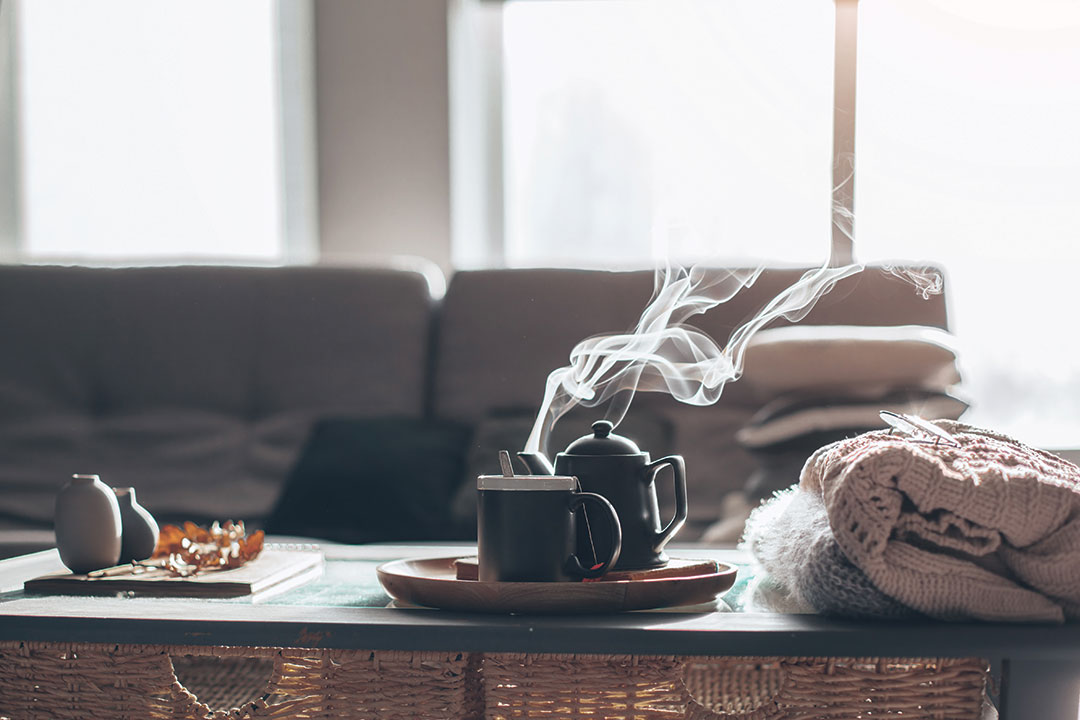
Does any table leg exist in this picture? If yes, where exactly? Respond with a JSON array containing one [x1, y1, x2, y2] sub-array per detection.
[[1001, 659, 1080, 720]]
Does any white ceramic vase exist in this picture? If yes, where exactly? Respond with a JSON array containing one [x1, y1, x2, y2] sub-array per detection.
[[114, 487, 159, 563], [54, 474, 122, 574]]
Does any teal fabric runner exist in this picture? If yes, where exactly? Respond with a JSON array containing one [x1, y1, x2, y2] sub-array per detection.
[[258, 556, 773, 613], [262, 560, 391, 608], [1, 546, 790, 613]]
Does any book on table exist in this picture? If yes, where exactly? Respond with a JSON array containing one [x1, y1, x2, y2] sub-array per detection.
[[24, 548, 323, 598]]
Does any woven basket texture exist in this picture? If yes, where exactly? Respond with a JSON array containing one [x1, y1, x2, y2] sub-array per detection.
[[0, 642, 988, 720], [682, 656, 988, 720], [482, 653, 686, 719], [0, 641, 475, 720], [482, 654, 988, 720]]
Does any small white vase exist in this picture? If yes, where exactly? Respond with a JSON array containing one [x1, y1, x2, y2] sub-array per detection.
[[114, 487, 159, 563], [54, 474, 122, 574]]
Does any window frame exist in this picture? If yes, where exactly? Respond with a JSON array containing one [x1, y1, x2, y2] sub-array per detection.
[[0, 0, 318, 266]]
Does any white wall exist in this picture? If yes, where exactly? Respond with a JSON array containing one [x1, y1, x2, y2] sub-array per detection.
[[314, 0, 452, 275]]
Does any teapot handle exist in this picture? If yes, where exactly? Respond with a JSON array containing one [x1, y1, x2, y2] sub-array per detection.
[[646, 455, 687, 554]]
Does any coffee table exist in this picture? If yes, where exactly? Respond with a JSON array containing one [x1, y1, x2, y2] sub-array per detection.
[[0, 542, 1077, 718]]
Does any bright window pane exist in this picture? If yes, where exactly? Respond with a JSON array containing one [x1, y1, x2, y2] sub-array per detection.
[[503, 0, 835, 267], [17, 0, 282, 260], [857, 0, 1080, 447]]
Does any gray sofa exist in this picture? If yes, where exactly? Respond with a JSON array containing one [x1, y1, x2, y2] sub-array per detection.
[[0, 263, 948, 551]]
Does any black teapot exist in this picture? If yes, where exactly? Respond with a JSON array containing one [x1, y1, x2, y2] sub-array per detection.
[[519, 420, 687, 570]]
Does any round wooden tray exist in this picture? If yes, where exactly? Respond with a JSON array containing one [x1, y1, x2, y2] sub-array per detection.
[[376, 556, 737, 614]]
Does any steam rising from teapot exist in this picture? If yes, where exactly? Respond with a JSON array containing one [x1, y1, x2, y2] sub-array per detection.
[[523, 246, 944, 454]]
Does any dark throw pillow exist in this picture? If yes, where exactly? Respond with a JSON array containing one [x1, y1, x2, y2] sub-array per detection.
[[265, 417, 472, 544]]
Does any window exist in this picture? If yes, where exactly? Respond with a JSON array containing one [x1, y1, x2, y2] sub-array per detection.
[[2, 0, 314, 263], [460, 0, 1080, 448], [502, 0, 836, 268], [856, 0, 1080, 447]]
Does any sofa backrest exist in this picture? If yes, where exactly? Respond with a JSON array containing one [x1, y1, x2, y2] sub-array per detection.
[[0, 265, 436, 529], [434, 267, 949, 535], [434, 267, 948, 422], [0, 263, 952, 542]]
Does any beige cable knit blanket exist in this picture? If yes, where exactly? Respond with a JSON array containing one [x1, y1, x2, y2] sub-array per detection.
[[801, 420, 1080, 622]]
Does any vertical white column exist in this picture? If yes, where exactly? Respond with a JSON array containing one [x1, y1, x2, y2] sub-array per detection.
[[275, 0, 319, 264], [448, 0, 504, 269], [831, 0, 859, 265], [314, 0, 453, 274]]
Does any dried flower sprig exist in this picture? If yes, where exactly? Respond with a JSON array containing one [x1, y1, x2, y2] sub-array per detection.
[[151, 520, 264, 577]]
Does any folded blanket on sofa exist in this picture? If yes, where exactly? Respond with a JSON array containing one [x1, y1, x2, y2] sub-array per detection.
[[746, 420, 1080, 622]]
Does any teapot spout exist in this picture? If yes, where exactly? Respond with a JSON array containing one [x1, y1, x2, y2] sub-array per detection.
[[517, 451, 555, 476]]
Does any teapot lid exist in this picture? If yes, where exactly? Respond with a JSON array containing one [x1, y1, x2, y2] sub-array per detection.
[[564, 420, 642, 456]]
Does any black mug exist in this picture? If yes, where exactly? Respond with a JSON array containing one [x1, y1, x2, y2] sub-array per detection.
[[477, 474, 622, 582]]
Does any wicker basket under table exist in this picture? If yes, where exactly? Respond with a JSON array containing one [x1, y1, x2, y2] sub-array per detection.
[[0, 641, 988, 720], [0, 641, 480, 720], [482, 653, 988, 720]]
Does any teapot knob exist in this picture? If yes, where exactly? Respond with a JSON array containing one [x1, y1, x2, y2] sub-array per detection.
[[567, 420, 641, 455]]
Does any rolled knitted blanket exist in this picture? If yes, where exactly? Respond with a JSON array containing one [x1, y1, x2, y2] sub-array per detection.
[[746, 420, 1080, 622]]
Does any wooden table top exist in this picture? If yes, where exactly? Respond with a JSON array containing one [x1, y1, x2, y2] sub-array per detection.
[[2, 542, 1079, 660]]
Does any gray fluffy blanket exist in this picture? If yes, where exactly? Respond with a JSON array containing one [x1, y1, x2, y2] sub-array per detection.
[[744, 487, 917, 619]]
